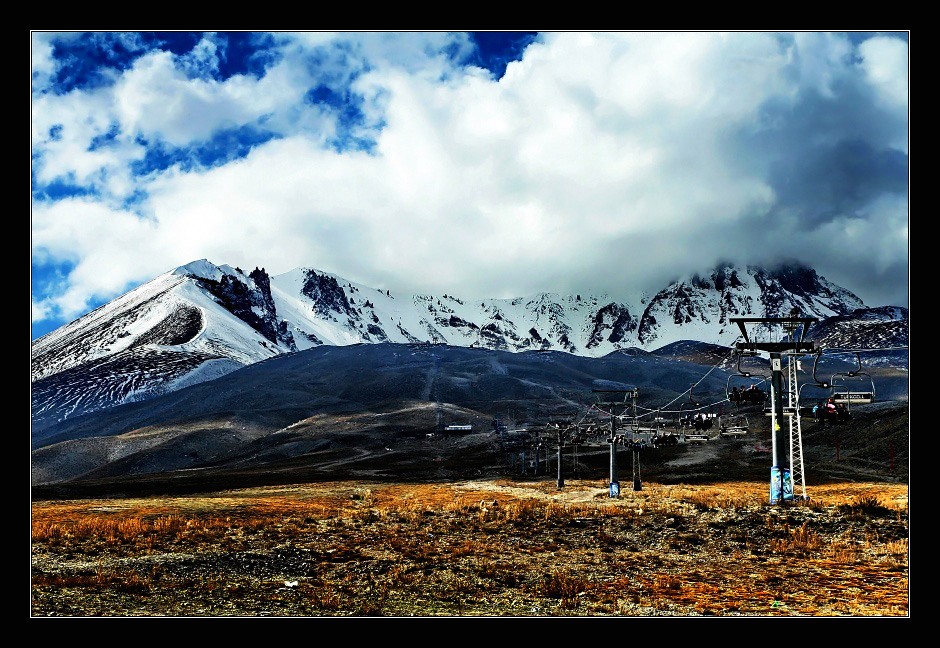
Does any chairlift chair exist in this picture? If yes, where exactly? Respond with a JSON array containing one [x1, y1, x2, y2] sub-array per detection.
[[728, 350, 770, 408], [811, 351, 831, 389], [719, 414, 749, 437], [727, 374, 767, 406], [677, 401, 696, 430], [816, 351, 875, 408], [830, 374, 875, 407], [688, 382, 700, 407], [685, 430, 711, 444]]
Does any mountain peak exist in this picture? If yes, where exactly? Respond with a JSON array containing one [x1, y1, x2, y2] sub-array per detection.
[[172, 259, 222, 280], [172, 259, 250, 282]]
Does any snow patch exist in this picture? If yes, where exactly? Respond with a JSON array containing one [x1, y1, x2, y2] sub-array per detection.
[[172, 259, 223, 281]]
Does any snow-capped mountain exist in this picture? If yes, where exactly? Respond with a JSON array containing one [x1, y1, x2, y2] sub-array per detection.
[[31, 259, 893, 428], [31, 261, 290, 428], [808, 306, 908, 348], [270, 262, 867, 355], [636, 264, 866, 349], [807, 306, 909, 368]]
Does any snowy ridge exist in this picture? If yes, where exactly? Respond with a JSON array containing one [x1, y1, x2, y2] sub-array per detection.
[[31, 272, 190, 381], [635, 264, 867, 350], [270, 272, 649, 358], [31, 261, 289, 429], [31, 263, 283, 383], [33, 258, 897, 427], [808, 307, 909, 366]]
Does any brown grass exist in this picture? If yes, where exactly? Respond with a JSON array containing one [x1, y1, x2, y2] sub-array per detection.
[[31, 479, 908, 617], [770, 522, 824, 552]]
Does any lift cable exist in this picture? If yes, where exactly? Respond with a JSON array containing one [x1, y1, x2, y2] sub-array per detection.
[[576, 332, 804, 424], [644, 344, 738, 414]]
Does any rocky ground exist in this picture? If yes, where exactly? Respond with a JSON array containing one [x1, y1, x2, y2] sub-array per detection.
[[30, 479, 908, 617]]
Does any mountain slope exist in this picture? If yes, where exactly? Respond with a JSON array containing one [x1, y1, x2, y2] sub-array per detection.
[[32, 259, 897, 428], [809, 306, 908, 349], [31, 341, 910, 491], [31, 262, 289, 430], [31, 342, 735, 486]]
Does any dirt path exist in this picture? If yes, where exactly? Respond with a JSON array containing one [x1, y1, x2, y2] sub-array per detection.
[[454, 479, 607, 504]]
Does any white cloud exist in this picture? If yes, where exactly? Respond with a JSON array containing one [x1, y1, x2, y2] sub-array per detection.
[[32, 85, 144, 194], [113, 50, 300, 146], [31, 298, 53, 323], [283, 31, 474, 76], [31, 32, 57, 91], [178, 32, 223, 78], [104, 32, 783, 294], [31, 31, 911, 328], [859, 36, 909, 111], [32, 199, 164, 318], [823, 193, 908, 272]]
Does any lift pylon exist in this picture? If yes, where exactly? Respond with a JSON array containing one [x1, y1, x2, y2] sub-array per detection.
[[731, 312, 817, 505], [592, 382, 638, 497], [786, 355, 807, 500]]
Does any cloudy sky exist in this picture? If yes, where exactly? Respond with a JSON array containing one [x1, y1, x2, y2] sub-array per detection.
[[31, 31, 909, 339]]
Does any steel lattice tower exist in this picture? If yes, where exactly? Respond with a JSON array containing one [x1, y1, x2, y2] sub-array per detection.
[[786, 355, 807, 500], [731, 312, 817, 505]]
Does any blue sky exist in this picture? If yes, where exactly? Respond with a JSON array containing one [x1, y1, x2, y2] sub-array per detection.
[[31, 31, 908, 339]]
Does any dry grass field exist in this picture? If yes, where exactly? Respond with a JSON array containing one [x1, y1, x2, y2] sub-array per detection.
[[31, 478, 908, 617]]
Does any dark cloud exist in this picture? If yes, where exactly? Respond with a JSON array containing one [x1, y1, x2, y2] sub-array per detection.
[[768, 139, 907, 225]]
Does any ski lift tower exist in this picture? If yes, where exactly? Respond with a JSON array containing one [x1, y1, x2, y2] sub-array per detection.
[[730, 311, 817, 504], [543, 418, 573, 489], [592, 381, 639, 498]]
